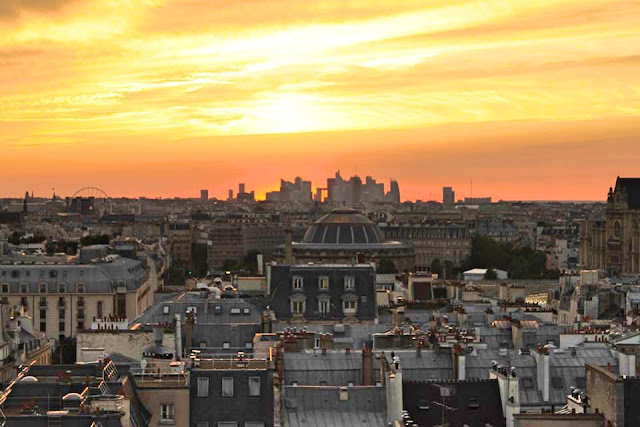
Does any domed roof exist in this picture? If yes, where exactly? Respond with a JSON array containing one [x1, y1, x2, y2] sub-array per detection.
[[62, 393, 83, 401], [302, 208, 385, 245]]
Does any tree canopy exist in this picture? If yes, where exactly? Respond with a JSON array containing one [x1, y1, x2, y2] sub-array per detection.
[[470, 236, 558, 279]]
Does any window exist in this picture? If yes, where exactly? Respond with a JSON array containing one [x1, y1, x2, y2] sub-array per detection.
[[196, 423, 209, 427], [77, 283, 85, 293], [243, 307, 250, 315], [20, 283, 28, 293], [292, 300, 305, 315], [245, 423, 265, 427], [197, 377, 210, 397], [97, 301, 103, 318], [162, 305, 170, 315], [576, 376, 586, 389], [522, 377, 534, 390], [319, 299, 330, 315], [217, 423, 238, 427], [245, 342, 253, 349], [318, 276, 329, 290], [187, 306, 197, 315], [58, 297, 65, 307], [40, 320, 46, 332], [230, 308, 241, 315], [249, 377, 261, 396], [58, 283, 66, 293], [50, 270, 57, 278], [1, 284, 8, 293], [77, 297, 85, 308], [468, 397, 480, 409], [343, 300, 357, 311], [40, 308, 46, 319], [160, 404, 174, 421], [222, 377, 234, 397], [39, 283, 47, 293], [223, 342, 230, 349], [77, 321, 84, 330], [292, 276, 303, 290], [344, 276, 355, 290]]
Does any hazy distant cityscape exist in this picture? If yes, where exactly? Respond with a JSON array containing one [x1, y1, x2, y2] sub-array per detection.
[[2, 167, 639, 427]]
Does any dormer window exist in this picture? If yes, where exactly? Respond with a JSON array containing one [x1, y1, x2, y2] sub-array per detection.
[[290, 294, 307, 316], [318, 276, 329, 290], [1, 284, 8, 293], [292, 276, 303, 290], [77, 283, 85, 293], [39, 283, 47, 293], [58, 283, 66, 293], [344, 276, 355, 291]]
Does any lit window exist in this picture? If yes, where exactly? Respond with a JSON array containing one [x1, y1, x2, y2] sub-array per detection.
[[292, 276, 303, 290], [162, 305, 170, 315], [318, 276, 329, 290], [223, 342, 230, 349], [222, 377, 234, 397], [197, 377, 210, 397], [249, 377, 261, 396], [160, 404, 174, 421]]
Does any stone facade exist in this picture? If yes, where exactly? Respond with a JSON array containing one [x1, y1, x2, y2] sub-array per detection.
[[581, 177, 640, 276]]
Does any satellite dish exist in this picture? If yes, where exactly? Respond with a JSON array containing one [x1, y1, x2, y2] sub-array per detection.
[[140, 359, 148, 371]]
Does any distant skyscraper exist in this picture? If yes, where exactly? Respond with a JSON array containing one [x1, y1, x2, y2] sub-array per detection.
[[387, 179, 400, 204], [239, 183, 245, 194], [228, 189, 233, 200], [443, 187, 455, 205], [200, 189, 208, 201], [326, 171, 400, 204]]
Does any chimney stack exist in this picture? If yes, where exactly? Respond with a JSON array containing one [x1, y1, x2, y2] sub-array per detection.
[[362, 346, 374, 386], [285, 229, 294, 264]]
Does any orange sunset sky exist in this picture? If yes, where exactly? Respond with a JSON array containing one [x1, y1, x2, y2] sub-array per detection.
[[1, 0, 639, 201]]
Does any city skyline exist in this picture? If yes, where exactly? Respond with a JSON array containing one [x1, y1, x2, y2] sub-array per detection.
[[1, 1, 639, 200]]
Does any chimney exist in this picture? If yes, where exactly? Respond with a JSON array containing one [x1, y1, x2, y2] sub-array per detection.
[[362, 346, 374, 386], [285, 229, 294, 264], [184, 313, 194, 355], [535, 348, 550, 402], [174, 315, 183, 360], [339, 386, 349, 401], [153, 326, 164, 347], [453, 346, 466, 380], [257, 254, 264, 275]]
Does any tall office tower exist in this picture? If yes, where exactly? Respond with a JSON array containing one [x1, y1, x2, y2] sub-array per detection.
[[443, 187, 455, 205], [200, 189, 209, 201], [239, 183, 245, 194], [228, 189, 233, 201], [387, 179, 401, 204]]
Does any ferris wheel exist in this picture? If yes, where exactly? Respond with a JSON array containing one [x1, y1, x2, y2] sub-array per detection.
[[72, 187, 111, 214], [73, 187, 109, 199]]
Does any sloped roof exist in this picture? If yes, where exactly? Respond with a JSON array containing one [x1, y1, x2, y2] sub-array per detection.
[[283, 385, 386, 427]]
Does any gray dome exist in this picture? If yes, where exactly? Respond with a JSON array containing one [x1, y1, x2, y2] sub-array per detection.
[[303, 208, 385, 245]]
